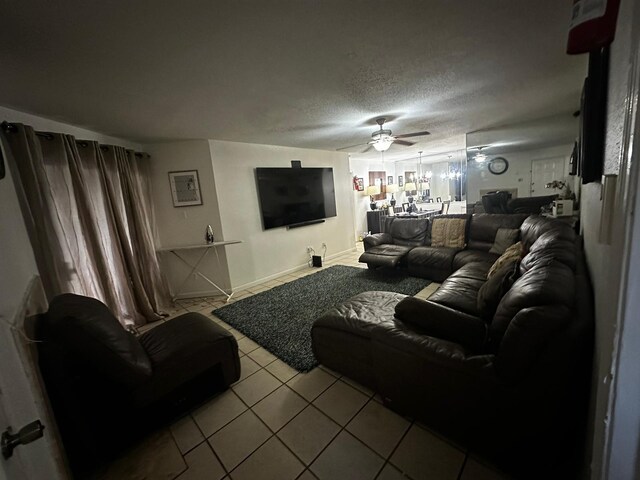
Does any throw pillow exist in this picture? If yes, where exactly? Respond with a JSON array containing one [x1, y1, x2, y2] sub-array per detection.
[[487, 241, 523, 279], [477, 260, 520, 320], [431, 218, 467, 248], [489, 228, 520, 254]]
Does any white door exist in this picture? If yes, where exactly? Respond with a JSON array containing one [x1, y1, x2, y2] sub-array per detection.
[[530, 156, 566, 196], [0, 137, 68, 479]]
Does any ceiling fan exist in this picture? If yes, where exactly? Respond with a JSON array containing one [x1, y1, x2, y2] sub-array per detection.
[[467, 145, 490, 162], [337, 117, 430, 153]]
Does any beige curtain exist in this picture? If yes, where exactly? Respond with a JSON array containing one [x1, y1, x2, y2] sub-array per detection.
[[1, 123, 169, 326]]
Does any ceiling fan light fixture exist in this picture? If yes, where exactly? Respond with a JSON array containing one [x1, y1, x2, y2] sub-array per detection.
[[474, 152, 487, 163], [372, 136, 393, 152]]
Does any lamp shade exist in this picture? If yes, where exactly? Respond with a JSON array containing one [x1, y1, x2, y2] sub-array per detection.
[[404, 182, 417, 192], [386, 184, 399, 194], [366, 185, 381, 196]]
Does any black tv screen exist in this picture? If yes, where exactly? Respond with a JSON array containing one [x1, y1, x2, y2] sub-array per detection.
[[256, 167, 337, 230]]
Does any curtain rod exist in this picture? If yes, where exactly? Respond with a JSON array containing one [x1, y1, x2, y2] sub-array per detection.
[[1, 121, 149, 158]]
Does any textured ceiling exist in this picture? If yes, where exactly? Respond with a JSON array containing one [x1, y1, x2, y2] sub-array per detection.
[[0, 1, 586, 161]]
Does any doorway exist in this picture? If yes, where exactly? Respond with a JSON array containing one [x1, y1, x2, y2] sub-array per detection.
[[530, 156, 566, 196]]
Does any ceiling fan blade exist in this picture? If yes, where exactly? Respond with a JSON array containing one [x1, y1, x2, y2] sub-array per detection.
[[336, 142, 368, 151], [361, 145, 374, 153], [394, 130, 431, 139], [393, 139, 415, 147]]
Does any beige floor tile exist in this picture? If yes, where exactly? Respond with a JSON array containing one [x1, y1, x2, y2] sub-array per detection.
[[376, 463, 406, 480], [229, 436, 305, 480], [310, 430, 384, 480], [460, 458, 511, 480], [318, 364, 342, 378], [236, 336, 260, 354], [252, 385, 308, 432], [390, 424, 465, 480], [227, 328, 245, 341], [248, 285, 270, 294], [170, 415, 205, 454], [232, 369, 281, 406], [232, 289, 252, 298], [346, 400, 410, 458], [247, 347, 278, 367], [297, 470, 319, 480], [313, 380, 369, 426], [208, 410, 272, 471], [177, 442, 226, 480], [97, 429, 186, 480], [265, 359, 298, 383], [287, 368, 337, 402], [192, 390, 248, 437], [277, 405, 340, 465], [340, 375, 375, 397], [237, 355, 261, 382]]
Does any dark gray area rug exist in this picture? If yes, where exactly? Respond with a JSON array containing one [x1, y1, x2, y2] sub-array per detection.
[[212, 265, 430, 372]]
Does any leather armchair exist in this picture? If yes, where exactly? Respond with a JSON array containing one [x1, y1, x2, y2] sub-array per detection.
[[37, 294, 240, 473]]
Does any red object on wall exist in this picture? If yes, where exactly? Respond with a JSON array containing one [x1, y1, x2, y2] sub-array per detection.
[[567, 0, 621, 54]]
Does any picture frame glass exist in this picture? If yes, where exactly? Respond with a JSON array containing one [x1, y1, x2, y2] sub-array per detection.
[[169, 170, 202, 207]]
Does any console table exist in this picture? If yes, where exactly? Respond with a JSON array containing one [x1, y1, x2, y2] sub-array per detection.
[[157, 241, 242, 302]]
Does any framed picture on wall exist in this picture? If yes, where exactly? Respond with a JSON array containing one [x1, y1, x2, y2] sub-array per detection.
[[398, 175, 404, 187], [169, 170, 203, 207], [356, 177, 364, 191], [388, 175, 393, 185]]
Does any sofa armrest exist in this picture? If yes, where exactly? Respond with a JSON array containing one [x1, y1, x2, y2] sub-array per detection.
[[394, 297, 487, 353], [371, 323, 495, 378], [363, 232, 393, 250]]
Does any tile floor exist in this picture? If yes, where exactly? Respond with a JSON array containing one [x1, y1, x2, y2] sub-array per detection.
[[99, 245, 511, 480]]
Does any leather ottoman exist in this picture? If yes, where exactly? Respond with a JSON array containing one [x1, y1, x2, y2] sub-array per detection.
[[311, 291, 406, 389]]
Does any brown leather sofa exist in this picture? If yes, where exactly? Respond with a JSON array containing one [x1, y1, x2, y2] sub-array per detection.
[[313, 216, 593, 475]]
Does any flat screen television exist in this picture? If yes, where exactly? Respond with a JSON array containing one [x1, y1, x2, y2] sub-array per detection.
[[256, 167, 337, 230]]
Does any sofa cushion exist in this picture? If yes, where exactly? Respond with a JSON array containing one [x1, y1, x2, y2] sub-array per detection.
[[489, 228, 520, 254], [428, 264, 487, 317], [496, 306, 571, 383], [453, 250, 500, 271], [407, 246, 459, 282], [44, 293, 153, 387], [467, 213, 528, 252], [487, 242, 523, 279], [520, 231, 577, 273], [489, 262, 575, 352], [520, 215, 575, 251], [431, 218, 467, 248], [387, 217, 430, 246], [477, 260, 520, 320], [359, 244, 415, 268]]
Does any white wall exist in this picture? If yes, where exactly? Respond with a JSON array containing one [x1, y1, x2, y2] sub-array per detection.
[[466, 144, 573, 203], [583, 0, 640, 477], [209, 140, 354, 289], [145, 140, 230, 298]]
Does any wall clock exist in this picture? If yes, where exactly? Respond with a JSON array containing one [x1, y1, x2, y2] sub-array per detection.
[[488, 157, 509, 175]]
